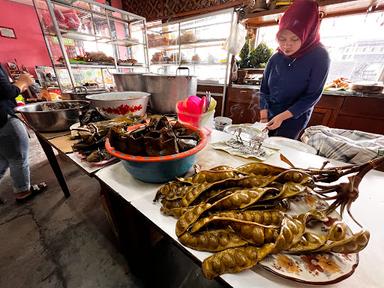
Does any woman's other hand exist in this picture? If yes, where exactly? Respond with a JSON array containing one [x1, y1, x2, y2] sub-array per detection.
[[259, 109, 269, 123], [266, 110, 293, 130], [15, 73, 34, 92]]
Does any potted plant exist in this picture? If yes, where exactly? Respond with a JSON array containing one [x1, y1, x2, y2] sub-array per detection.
[[238, 40, 251, 69], [249, 42, 274, 68]]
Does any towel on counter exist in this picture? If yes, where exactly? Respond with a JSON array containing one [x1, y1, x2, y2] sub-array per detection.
[[301, 125, 384, 164]]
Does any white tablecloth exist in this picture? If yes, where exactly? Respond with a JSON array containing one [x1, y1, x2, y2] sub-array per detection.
[[95, 130, 384, 288]]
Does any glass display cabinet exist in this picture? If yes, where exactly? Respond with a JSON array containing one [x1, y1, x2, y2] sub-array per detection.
[[146, 9, 237, 115], [147, 9, 236, 83], [33, 0, 149, 93]]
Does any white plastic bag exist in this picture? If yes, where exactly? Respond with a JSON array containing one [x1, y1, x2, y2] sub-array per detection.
[[224, 22, 247, 55]]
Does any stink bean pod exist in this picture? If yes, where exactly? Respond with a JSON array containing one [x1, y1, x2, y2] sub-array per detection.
[[210, 188, 279, 211], [237, 163, 286, 176], [202, 244, 275, 279], [161, 198, 184, 210], [175, 203, 211, 237], [160, 206, 190, 219], [274, 169, 314, 186], [179, 229, 248, 252], [313, 230, 370, 254]]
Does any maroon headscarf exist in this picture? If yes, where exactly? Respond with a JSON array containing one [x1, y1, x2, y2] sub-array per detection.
[[277, 0, 321, 58]]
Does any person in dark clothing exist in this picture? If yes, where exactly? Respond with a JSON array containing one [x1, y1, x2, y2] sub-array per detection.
[[0, 66, 46, 202], [260, 0, 330, 139]]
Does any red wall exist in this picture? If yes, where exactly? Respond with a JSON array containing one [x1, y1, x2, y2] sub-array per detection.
[[0, 1, 51, 75]]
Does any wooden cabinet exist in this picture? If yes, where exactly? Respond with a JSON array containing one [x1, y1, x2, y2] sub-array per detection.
[[307, 95, 344, 127], [222, 86, 384, 135], [334, 96, 384, 134], [308, 93, 384, 135], [197, 84, 224, 117], [224, 87, 260, 124]]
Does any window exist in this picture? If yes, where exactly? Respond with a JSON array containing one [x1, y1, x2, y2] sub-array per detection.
[[255, 12, 384, 83]]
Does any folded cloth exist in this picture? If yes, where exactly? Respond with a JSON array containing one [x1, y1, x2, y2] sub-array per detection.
[[300, 125, 384, 164]]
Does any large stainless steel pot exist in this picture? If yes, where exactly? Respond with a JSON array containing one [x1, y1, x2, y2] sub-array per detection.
[[15, 100, 89, 132], [113, 72, 145, 91], [143, 67, 197, 114]]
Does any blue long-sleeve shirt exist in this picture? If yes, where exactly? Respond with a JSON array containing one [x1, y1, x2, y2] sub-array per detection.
[[260, 45, 330, 119]]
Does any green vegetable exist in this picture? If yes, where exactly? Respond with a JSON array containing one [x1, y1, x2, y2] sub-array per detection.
[[249, 42, 273, 68], [239, 41, 250, 68]]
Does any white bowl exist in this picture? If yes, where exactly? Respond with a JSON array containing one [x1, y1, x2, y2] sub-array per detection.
[[86, 91, 150, 119], [214, 116, 232, 131]]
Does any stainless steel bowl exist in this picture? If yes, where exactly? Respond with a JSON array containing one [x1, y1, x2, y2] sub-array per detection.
[[15, 100, 89, 132]]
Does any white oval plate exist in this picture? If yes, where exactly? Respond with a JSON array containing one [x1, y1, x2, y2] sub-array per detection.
[[263, 136, 317, 154], [257, 193, 359, 284]]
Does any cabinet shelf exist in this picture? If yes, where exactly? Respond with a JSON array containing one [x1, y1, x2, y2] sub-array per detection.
[[149, 63, 178, 66], [148, 20, 232, 35], [55, 63, 144, 69], [55, 63, 114, 69], [150, 62, 226, 66], [49, 29, 143, 47], [149, 38, 227, 51], [184, 62, 227, 65], [59, 29, 108, 41], [107, 38, 142, 47], [117, 64, 144, 68]]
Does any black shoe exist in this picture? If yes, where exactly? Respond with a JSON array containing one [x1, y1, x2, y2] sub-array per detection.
[[15, 182, 48, 204]]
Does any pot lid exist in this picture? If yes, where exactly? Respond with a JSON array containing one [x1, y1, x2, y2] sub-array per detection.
[[71, 86, 108, 95], [144, 67, 196, 78], [143, 73, 196, 78], [112, 72, 143, 75]]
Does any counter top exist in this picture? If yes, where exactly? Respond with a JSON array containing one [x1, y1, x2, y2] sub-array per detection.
[[230, 84, 260, 90], [322, 89, 384, 98], [229, 84, 384, 98]]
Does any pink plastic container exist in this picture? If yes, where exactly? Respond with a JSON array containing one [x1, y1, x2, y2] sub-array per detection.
[[176, 103, 214, 130]]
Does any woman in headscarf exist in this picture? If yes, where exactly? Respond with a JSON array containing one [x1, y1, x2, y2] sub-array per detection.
[[259, 0, 330, 139]]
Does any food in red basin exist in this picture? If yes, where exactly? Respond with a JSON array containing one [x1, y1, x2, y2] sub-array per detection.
[[105, 117, 207, 182]]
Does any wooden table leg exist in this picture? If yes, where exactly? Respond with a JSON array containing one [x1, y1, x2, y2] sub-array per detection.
[[36, 134, 71, 198]]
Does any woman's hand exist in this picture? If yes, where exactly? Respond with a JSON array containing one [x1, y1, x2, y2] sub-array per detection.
[[15, 73, 34, 92], [267, 110, 293, 130], [259, 109, 268, 123], [267, 114, 284, 130]]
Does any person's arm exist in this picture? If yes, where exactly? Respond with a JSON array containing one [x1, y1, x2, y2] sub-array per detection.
[[0, 67, 21, 100], [14, 74, 34, 93], [287, 49, 330, 119], [266, 110, 293, 130], [259, 57, 273, 122], [259, 109, 269, 123]]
